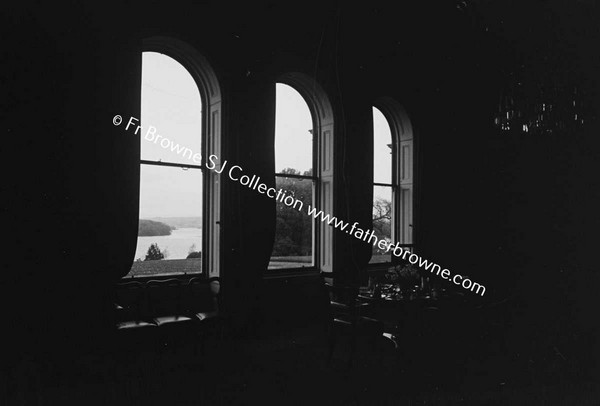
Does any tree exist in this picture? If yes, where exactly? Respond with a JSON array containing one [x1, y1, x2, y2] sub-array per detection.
[[372, 197, 392, 239], [187, 243, 202, 259], [186, 251, 202, 259], [145, 243, 165, 261], [272, 168, 313, 257], [372, 197, 392, 256]]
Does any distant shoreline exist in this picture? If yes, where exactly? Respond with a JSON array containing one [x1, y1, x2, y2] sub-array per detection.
[[133, 227, 202, 262], [138, 217, 203, 236], [138, 219, 172, 237]]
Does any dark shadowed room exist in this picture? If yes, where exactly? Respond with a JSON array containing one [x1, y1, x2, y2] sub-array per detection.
[[3, 0, 600, 404]]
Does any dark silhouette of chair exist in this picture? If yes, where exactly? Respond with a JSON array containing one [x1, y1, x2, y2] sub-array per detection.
[[114, 281, 157, 332], [146, 279, 194, 352], [186, 277, 220, 322], [113, 280, 159, 363], [184, 276, 223, 355], [324, 281, 389, 367]]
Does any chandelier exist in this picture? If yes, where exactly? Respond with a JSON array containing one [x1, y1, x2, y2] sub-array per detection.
[[494, 73, 587, 135]]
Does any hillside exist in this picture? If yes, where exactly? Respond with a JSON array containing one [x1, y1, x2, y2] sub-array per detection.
[[149, 217, 202, 229], [138, 219, 172, 236]]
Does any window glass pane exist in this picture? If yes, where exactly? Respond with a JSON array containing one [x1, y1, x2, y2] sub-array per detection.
[[275, 83, 313, 175], [141, 52, 202, 165], [370, 185, 393, 264], [127, 164, 203, 277], [373, 106, 392, 184], [269, 176, 313, 269]]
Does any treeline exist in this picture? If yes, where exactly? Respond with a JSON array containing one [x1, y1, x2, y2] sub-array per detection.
[[272, 168, 312, 256], [150, 217, 202, 228], [138, 219, 172, 236]]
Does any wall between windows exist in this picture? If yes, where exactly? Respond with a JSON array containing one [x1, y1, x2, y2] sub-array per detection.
[[4, 0, 600, 372]]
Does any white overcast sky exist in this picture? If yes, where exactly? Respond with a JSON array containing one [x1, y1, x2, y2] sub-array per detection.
[[139, 52, 392, 218], [140, 52, 202, 218]]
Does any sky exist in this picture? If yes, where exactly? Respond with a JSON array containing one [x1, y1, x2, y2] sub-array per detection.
[[139, 51, 202, 218], [373, 106, 392, 185], [138, 52, 393, 218], [373, 106, 393, 202], [274, 83, 313, 174]]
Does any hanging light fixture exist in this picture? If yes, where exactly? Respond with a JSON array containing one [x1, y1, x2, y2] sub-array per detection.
[[494, 74, 586, 135]]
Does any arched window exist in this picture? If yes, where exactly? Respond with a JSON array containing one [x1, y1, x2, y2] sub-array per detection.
[[127, 38, 222, 278], [269, 83, 314, 269], [370, 101, 414, 264], [268, 75, 334, 272]]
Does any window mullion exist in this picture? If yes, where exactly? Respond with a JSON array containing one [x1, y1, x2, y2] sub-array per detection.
[[140, 160, 203, 170]]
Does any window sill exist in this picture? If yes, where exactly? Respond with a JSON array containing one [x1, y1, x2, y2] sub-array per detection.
[[366, 262, 395, 272], [120, 272, 203, 283], [263, 268, 320, 280]]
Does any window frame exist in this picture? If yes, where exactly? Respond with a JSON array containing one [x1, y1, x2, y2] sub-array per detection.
[[268, 73, 334, 275], [272, 170, 319, 272], [369, 100, 415, 269], [126, 37, 222, 280]]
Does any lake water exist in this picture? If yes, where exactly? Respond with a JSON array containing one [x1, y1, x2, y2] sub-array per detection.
[[134, 227, 202, 261]]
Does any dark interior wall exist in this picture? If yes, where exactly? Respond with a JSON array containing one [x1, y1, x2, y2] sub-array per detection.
[[4, 0, 599, 376], [3, 3, 144, 356]]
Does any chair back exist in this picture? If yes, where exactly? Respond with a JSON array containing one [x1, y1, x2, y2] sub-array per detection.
[[323, 281, 364, 321], [208, 277, 221, 312], [146, 278, 185, 316], [324, 282, 358, 305], [115, 281, 149, 321], [185, 277, 214, 313]]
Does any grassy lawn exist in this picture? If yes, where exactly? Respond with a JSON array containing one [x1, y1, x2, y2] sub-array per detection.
[[126, 258, 202, 277], [126, 255, 391, 275], [268, 256, 312, 270]]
